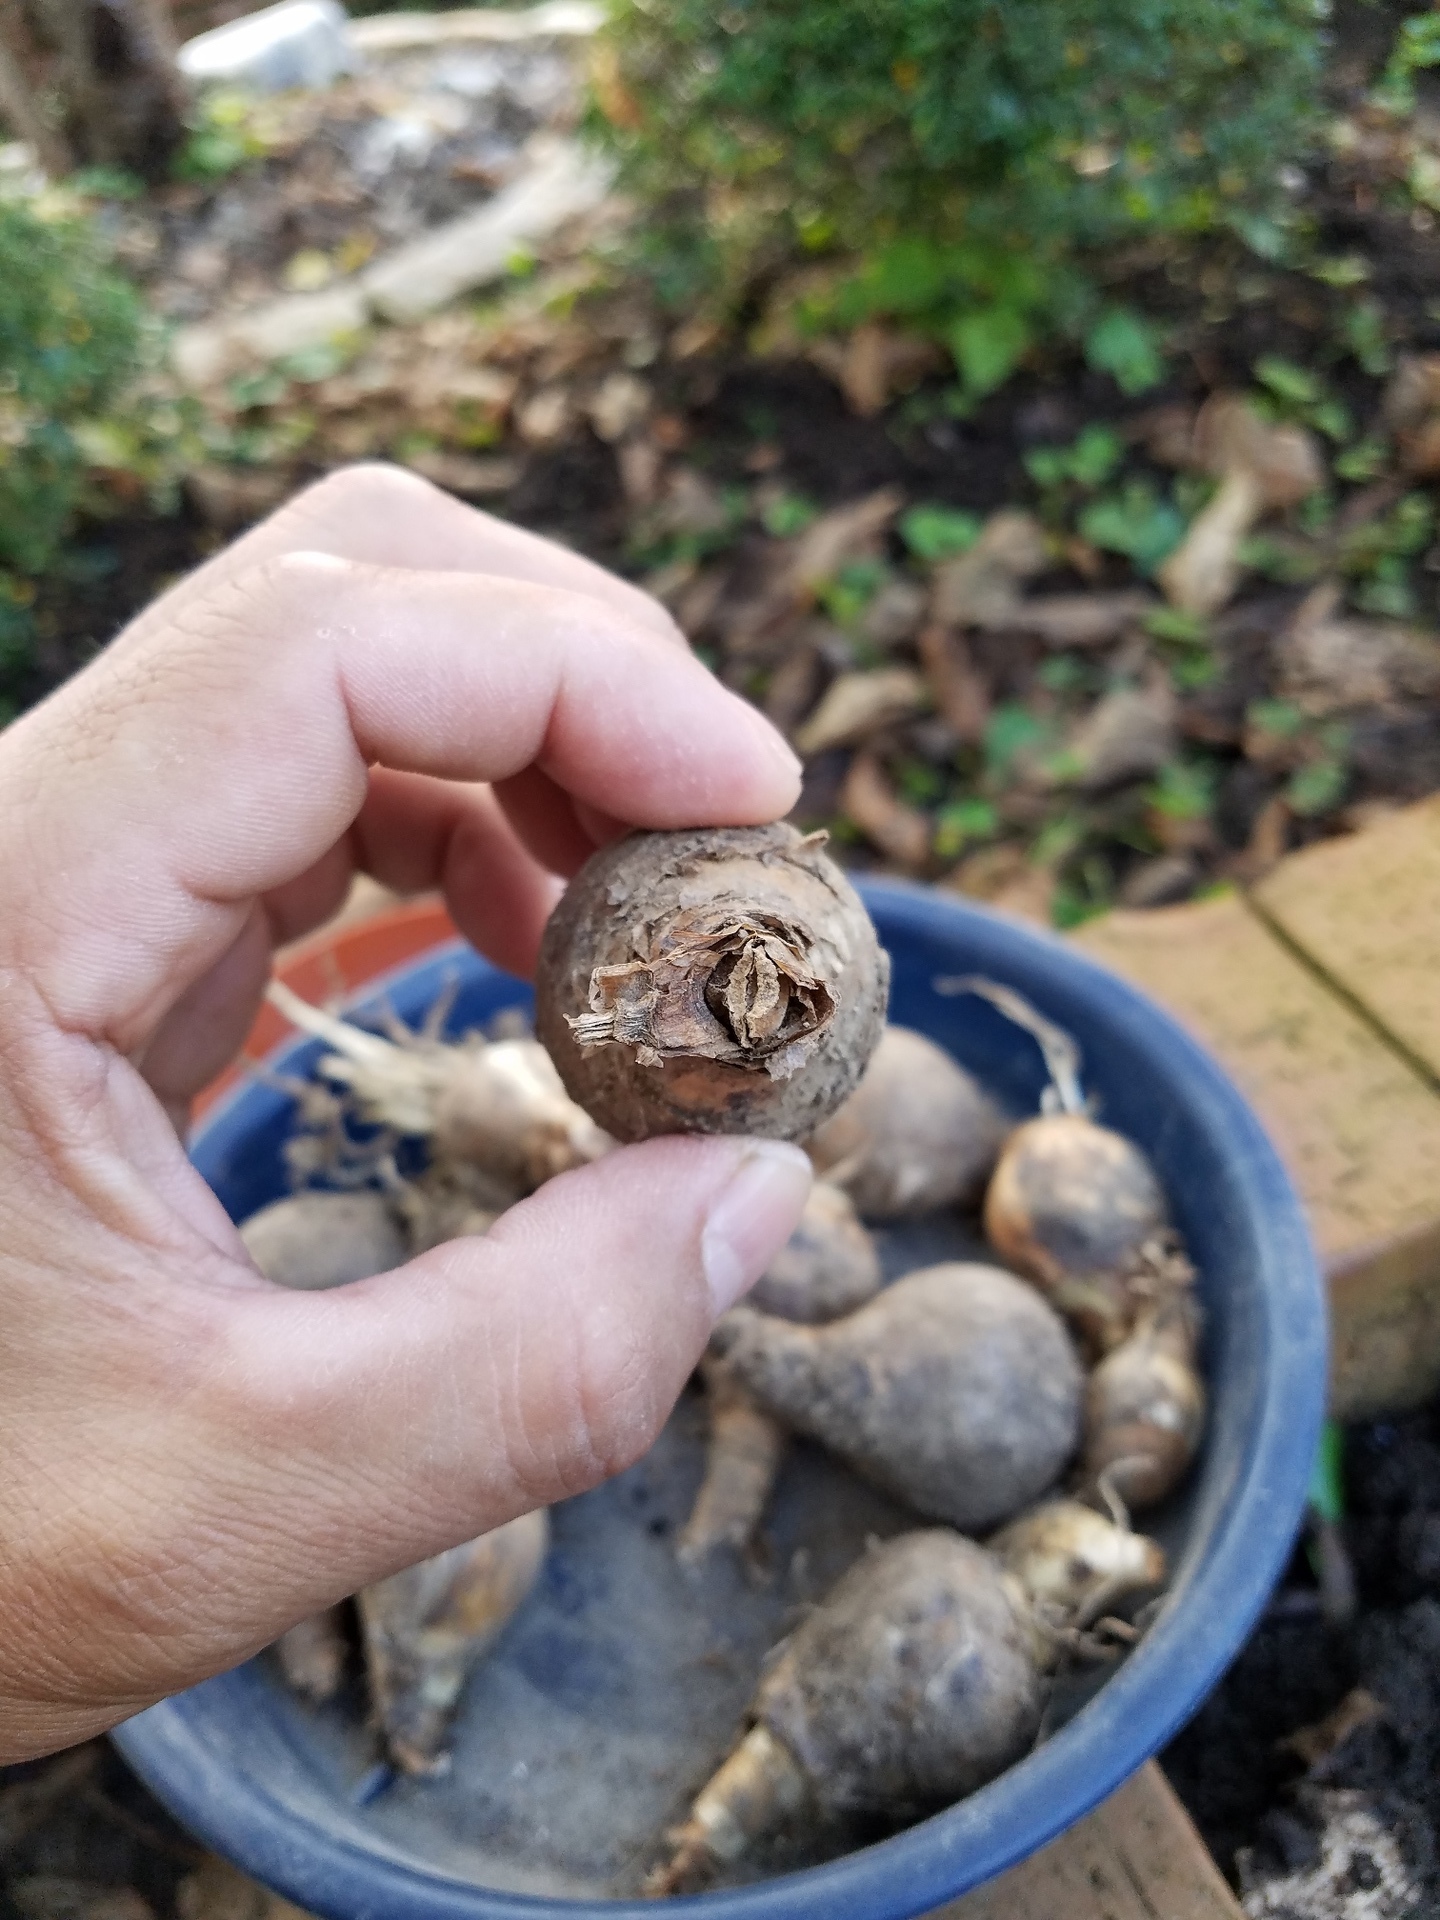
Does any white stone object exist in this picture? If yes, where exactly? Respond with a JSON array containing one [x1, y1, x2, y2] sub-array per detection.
[[361, 137, 612, 324], [172, 285, 368, 388], [178, 0, 357, 93], [349, 4, 604, 53]]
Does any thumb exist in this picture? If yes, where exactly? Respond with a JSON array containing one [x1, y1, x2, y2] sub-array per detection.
[[194, 1140, 808, 1651]]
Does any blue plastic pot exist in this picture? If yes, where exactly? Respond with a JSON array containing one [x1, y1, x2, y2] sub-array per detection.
[[113, 882, 1326, 1919]]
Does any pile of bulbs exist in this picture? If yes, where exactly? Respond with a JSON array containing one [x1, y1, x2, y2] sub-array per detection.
[[240, 824, 1205, 1893]]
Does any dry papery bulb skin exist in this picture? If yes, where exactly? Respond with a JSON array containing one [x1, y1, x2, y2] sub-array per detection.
[[535, 824, 889, 1143], [358, 1509, 550, 1776], [989, 1500, 1166, 1633], [807, 1024, 1007, 1219], [678, 1183, 883, 1566], [240, 1189, 409, 1290], [712, 1263, 1083, 1533], [1083, 1291, 1206, 1511], [266, 980, 611, 1200], [648, 1531, 1048, 1896]]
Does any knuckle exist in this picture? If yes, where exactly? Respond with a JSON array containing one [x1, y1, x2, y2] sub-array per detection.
[[567, 1310, 679, 1490], [294, 460, 436, 524]]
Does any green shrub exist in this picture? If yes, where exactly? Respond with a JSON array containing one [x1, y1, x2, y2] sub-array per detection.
[[592, 0, 1325, 396], [0, 197, 144, 578]]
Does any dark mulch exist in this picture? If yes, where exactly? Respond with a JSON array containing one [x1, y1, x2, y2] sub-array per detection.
[[1164, 1398, 1440, 1909]]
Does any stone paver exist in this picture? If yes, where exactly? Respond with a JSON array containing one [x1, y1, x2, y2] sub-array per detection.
[[932, 1763, 1242, 1920], [1252, 792, 1440, 1085], [1075, 891, 1440, 1418]]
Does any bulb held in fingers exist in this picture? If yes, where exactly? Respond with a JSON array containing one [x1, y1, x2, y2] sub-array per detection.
[[535, 824, 888, 1142]]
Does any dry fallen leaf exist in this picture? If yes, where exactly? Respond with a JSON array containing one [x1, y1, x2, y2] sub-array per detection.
[[1159, 396, 1323, 617], [930, 511, 1049, 627], [836, 323, 946, 417], [177, 1856, 319, 1920], [1276, 580, 1440, 711], [1382, 352, 1440, 431], [11, 1882, 153, 1920], [790, 488, 906, 598], [514, 385, 575, 448], [586, 370, 652, 442], [917, 623, 989, 744], [1058, 676, 1178, 792], [982, 589, 1155, 648], [793, 667, 929, 755], [401, 450, 521, 496], [841, 751, 932, 869], [943, 843, 1054, 924]]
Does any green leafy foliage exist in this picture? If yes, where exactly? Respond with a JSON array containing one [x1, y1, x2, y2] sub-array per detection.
[[1148, 755, 1218, 821], [1077, 480, 1185, 571], [1374, 11, 1440, 116], [983, 701, 1052, 780], [1084, 309, 1165, 395], [1307, 1421, 1346, 1525], [0, 199, 144, 581], [593, 0, 1323, 392], [173, 90, 271, 182], [899, 503, 982, 560], [933, 796, 999, 858], [1026, 424, 1125, 494], [761, 491, 821, 537]]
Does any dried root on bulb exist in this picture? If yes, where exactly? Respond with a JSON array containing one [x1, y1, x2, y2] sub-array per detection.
[[268, 980, 611, 1197], [990, 1500, 1166, 1635], [648, 1531, 1048, 1895], [358, 1509, 550, 1776], [677, 1354, 789, 1570], [394, 1163, 503, 1255], [712, 1263, 1083, 1533], [535, 824, 888, 1142], [806, 1024, 1006, 1219], [274, 1606, 350, 1704], [1082, 1291, 1206, 1510], [678, 1184, 883, 1567]]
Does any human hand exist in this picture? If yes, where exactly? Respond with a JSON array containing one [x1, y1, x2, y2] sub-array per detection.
[[0, 464, 812, 1761]]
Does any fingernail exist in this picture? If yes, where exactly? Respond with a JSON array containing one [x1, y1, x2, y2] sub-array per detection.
[[734, 696, 803, 783], [701, 1141, 813, 1317]]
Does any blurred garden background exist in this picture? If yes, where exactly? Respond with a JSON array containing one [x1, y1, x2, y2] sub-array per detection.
[[4, 0, 1440, 929], [5, 6, 1440, 1918]]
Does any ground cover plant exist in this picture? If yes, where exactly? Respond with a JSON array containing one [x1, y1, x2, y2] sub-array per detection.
[[12, 0, 1440, 933], [589, 0, 1325, 404]]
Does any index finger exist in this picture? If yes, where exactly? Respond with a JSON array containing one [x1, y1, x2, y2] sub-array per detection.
[[0, 553, 799, 1051], [150, 464, 681, 642]]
